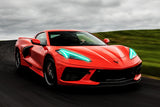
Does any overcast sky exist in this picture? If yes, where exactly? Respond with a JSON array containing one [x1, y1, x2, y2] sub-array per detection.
[[0, 0, 160, 40]]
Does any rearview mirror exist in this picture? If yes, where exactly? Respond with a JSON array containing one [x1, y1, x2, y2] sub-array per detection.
[[103, 38, 110, 44], [31, 39, 40, 45]]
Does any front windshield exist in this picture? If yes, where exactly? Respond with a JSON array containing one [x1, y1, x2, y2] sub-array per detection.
[[49, 31, 106, 46]]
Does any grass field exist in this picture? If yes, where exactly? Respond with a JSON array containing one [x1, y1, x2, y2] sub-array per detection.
[[93, 29, 160, 77]]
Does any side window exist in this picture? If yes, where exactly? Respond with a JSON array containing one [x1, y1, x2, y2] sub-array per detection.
[[36, 33, 47, 45]]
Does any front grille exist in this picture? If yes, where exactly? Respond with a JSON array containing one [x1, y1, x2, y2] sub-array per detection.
[[90, 63, 142, 82], [61, 67, 90, 81]]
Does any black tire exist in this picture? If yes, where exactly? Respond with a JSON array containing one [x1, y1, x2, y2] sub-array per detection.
[[43, 57, 57, 87], [15, 49, 22, 70], [134, 81, 142, 88], [130, 80, 142, 90]]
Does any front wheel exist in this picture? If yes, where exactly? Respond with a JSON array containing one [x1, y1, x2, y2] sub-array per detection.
[[43, 58, 57, 87]]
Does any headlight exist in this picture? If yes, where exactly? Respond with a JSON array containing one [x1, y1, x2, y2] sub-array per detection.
[[129, 48, 137, 59], [56, 49, 91, 62]]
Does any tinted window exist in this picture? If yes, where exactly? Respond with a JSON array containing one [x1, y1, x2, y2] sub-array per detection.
[[49, 31, 106, 46], [36, 33, 47, 45]]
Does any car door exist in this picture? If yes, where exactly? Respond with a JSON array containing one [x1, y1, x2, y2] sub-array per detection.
[[31, 32, 47, 70]]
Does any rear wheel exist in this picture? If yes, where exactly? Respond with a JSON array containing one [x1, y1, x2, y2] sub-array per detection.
[[43, 58, 57, 87], [15, 49, 22, 70]]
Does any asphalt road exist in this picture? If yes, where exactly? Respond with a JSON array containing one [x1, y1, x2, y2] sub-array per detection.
[[0, 40, 160, 107]]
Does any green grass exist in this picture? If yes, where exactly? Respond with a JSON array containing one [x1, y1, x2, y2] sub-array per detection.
[[93, 29, 160, 77]]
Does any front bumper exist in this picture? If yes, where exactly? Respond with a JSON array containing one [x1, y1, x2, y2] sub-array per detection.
[[57, 62, 142, 87], [99, 76, 141, 87], [58, 74, 141, 87]]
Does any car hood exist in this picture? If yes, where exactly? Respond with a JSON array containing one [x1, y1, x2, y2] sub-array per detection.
[[54, 45, 140, 69]]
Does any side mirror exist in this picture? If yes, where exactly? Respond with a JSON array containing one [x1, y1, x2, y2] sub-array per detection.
[[31, 39, 40, 45], [103, 38, 110, 44]]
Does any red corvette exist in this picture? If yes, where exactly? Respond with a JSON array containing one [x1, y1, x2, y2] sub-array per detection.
[[15, 29, 142, 87]]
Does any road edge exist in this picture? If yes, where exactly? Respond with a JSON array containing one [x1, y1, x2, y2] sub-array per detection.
[[142, 74, 160, 80]]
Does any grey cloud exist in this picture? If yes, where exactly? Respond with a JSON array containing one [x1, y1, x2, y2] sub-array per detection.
[[0, 0, 160, 40]]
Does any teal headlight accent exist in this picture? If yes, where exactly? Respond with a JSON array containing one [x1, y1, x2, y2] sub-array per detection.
[[129, 48, 137, 59], [57, 49, 91, 62]]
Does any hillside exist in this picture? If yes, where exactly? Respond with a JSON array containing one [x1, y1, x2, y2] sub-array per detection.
[[93, 29, 160, 77]]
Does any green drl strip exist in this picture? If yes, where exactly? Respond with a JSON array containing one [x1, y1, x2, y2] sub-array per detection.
[[57, 49, 91, 62], [129, 48, 137, 59]]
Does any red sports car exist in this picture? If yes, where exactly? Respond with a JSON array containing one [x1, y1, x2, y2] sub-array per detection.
[[15, 29, 142, 87]]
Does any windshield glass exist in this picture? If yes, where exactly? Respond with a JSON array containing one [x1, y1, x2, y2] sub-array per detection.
[[49, 31, 106, 46]]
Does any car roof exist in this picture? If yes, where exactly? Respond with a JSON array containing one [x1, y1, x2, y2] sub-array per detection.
[[44, 29, 87, 32]]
